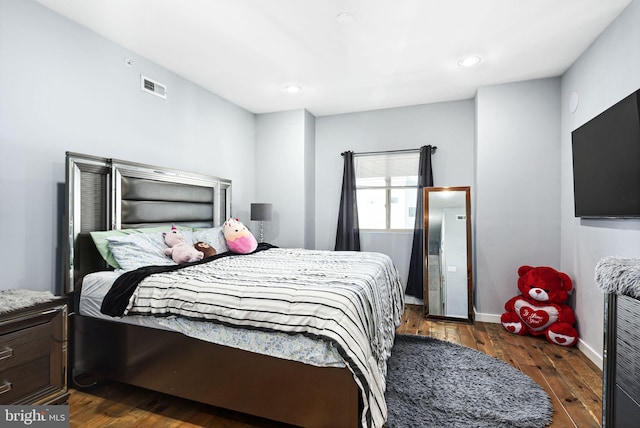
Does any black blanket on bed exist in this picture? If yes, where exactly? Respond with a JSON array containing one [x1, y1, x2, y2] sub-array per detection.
[[100, 243, 276, 317]]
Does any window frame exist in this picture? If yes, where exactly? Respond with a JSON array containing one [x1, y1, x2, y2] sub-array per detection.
[[355, 153, 419, 232]]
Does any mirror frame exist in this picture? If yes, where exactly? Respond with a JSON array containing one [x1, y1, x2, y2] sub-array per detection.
[[423, 186, 474, 323]]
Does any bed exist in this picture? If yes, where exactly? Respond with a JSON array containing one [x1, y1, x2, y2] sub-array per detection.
[[63, 152, 404, 428]]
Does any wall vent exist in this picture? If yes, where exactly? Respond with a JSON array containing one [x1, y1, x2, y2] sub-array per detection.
[[141, 75, 167, 99]]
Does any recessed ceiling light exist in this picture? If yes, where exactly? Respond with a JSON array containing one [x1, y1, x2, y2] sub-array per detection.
[[457, 56, 482, 67], [282, 84, 302, 94], [336, 12, 354, 23]]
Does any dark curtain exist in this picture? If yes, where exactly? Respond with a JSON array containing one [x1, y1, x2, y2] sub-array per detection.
[[405, 145, 434, 298], [334, 151, 361, 251]]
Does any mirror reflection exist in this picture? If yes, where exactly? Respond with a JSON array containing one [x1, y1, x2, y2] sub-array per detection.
[[424, 186, 473, 322]]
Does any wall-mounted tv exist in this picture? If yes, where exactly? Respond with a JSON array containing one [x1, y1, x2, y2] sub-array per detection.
[[571, 89, 640, 218]]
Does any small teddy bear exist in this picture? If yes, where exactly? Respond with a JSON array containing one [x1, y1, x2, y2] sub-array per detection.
[[222, 218, 257, 254], [163, 225, 203, 264], [501, 265, 578, 347], [194, 241, 217, 258]]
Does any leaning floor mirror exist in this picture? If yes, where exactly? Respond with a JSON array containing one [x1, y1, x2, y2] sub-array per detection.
[[423, 186, 474, 323]]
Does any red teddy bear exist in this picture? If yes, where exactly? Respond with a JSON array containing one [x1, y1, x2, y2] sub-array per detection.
[[501, 265, 578, 347]]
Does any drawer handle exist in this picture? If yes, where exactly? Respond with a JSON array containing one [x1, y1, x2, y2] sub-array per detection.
[[0, 382, 11, 395], [0, 348, 13, 360]]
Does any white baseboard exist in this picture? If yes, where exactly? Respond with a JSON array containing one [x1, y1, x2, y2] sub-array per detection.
[[577, 338, 603, 370], [474, 311, 501, 323], [404, 295, 423, 306], [473, 309, 603, 370]]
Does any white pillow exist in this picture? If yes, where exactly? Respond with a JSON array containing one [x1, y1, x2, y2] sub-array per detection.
[[91, 225, 194, 269], [106, 233, 176, 271], [192, 227, 229, 254]]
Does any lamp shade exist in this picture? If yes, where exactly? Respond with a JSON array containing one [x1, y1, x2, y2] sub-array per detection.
[[251, 203, 272, 221]]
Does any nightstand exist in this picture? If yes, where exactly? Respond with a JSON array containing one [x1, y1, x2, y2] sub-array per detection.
[[0, 296, 68, 404]]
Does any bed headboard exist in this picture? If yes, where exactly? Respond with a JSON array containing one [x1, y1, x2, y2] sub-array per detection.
[[64, 152, 231, 293]]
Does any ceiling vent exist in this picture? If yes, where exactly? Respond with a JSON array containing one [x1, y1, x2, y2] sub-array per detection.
[[141, 75, 167, 99]]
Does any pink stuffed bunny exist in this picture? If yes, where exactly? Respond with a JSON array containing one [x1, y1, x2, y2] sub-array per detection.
[[163, 225, 203, 264], [222, 218, 257, 254]]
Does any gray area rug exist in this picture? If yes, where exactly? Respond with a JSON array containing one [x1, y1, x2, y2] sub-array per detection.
[[385, 334, 553, 428]]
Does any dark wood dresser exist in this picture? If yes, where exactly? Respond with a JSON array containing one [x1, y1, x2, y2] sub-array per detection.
[[0, 297, 68, 404], [603, 293, 640, 427], [596, 257, 640, 428]]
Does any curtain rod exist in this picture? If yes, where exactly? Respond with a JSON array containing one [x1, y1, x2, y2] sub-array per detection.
[[342, 146, 437, 157]]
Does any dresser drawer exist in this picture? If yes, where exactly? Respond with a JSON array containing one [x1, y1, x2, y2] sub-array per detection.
[[0, 356, 50, 403], [0, 323, 51, 372], [0, 298, 68, 405]]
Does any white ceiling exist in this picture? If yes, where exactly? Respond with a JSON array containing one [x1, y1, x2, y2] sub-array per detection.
[[35, 0, 631, 116]]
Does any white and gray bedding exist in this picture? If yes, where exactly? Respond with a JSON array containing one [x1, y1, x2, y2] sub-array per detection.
[[97, 246, 404, 428], [80, 271, 346, 368]]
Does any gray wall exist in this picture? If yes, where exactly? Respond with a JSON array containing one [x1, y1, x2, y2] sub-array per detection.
[[304, 110, 316, 249], [560, 0, 640, 364], [315, 101, 475, 297], [475, 78, 562, 319], [255, 109, 315, 248], [0, 0, 256, 292]]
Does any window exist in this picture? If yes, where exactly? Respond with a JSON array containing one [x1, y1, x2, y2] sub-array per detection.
[[355, 152, 419, 230]]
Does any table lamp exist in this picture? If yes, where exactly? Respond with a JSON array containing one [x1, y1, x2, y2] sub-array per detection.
[[250, 203, 272, 243]]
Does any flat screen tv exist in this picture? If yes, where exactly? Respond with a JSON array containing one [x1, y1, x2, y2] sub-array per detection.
[[571, 89, 640, 218]]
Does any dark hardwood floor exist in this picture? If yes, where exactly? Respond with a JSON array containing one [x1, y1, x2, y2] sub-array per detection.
[[397, 305, 602, 428], [68, 305, 602, 427]]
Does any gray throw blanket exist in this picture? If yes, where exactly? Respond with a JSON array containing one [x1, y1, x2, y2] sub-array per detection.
[[0, 289, 55, 313], [595, 256, 640, 298]]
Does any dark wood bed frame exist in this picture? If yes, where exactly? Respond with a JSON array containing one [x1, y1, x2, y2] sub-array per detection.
[[64, 152, 361, 428]]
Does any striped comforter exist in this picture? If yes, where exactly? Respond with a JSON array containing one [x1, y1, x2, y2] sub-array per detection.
[[120, 247, 404, 428]]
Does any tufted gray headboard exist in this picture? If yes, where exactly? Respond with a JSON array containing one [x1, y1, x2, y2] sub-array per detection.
[[63, 152, 231, 293]]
